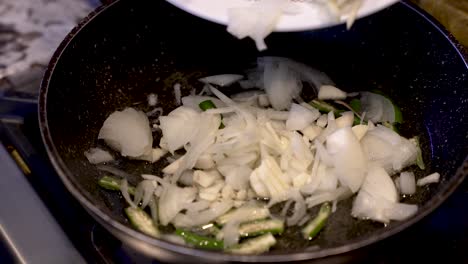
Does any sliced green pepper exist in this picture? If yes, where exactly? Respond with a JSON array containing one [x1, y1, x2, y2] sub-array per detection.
[[302, 203, 331, 240], [175, 229, 224, 250]]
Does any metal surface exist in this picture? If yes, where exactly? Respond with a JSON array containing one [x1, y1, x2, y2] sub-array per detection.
[[0, 143, 86, 264], [38, 0, 467, 262]]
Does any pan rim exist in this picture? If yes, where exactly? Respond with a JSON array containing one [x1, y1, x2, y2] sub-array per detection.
[[38, 0, 468, 262]]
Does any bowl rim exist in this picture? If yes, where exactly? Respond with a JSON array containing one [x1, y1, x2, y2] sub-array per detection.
[[38, 0, 468, 262]]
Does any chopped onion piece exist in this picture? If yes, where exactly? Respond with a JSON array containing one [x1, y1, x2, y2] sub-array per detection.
[[335, 111, 354, 128], [316, 114, 328, 128], [133, 180, 156, 208], [194, 153, 215, 169], [199, 180, 224, 201], [351, 124, 368, 141], [318, 85, 347, 100], [361, 166, 398, 203], [361, 125, 417, 174], [258, 94, 270, 107], [98, 108, 153, 158], [173, 200, 233, 227], [326, 127, 367, 192], [151, 148, 167, 163], [227, 0, 287, 51], [199, 74, 243, 87], [178, 170, 194, 186], [263, 59, 302, 110], [158, 184, 197, 225], [305, 187, 352, 209], [174, 83, 182, 106], [120, 179, 137, 208], [286, 103, 320, 131], [84, 148, 114, 164], [352, 189, 417, 223], [193, 170, 221, 188], [162, 155, 184, 174], [399, 171, 416, 195], [287, 190, 307, 226], [218, 165, 252, 191], [301, 125, 323, 141], [159, 106, 200, 153], [417, 172, 440, 186], [147, 93, 158, 106], [259, 57, 334, 90]]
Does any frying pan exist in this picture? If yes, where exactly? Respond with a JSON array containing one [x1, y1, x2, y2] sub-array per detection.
[[39, 0, 468, 262]]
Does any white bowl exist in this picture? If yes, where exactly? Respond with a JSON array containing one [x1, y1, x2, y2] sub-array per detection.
[[166, 0, 399, 32]]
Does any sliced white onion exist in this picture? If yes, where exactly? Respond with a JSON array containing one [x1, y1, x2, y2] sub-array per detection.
[[352, 189, 417, 223], [258, 94, 270, 107], [318, 85, 347, 100], [150, 148, 167, 163], [133, 180, 156, 208], [159, 106, 201, 153], [178, 170, 194, 186], [335, 111, 354, 128], [263, 59, 302, 110], [286, 103, 320, 131], [141, 174, 169, 186], [351, 124, 368, 141], [218, 165, 252, 191], [417, 172, 440, 186], [317, 167, 338, 191], [158, 184, 197, 225], [199, 74, 243, 87], [174, 83, 182, 106], [286, 189, 307, 226], [305, 187, 352, 209], [317, 111, 337, 143], [172, 200, 233, 227], [120, 178, 137, 208], [326, 127, 367, 192], [227, 0, 287, 51], [361, 125, 417, 174], [184, 200, 212, 214], [361, 165, 398, 203], [222, 221, 242, 247], [316, 114, 328, 128], [170, 112, 221, 182], [259, 57, 334, 90], [194, 153, 215, 169], [84, 148, 114, 164], [147, 93, 158, 106], [193, 170, 220, 188], [399, 171, 416, 195], [301, 125, 323, 141], [198, 180, 225, 201], [149, 198, 159, 224], [97, 165, 133, 178]]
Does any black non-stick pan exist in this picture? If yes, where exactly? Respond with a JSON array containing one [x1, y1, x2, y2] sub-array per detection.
[[39, 0, 468, 262]]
